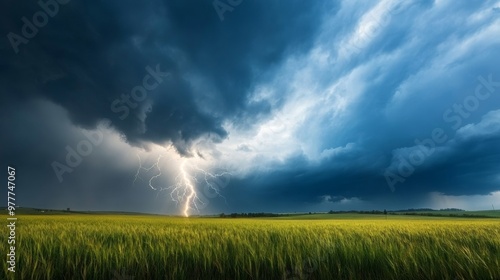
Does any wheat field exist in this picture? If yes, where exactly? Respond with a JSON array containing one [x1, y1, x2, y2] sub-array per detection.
[[2, 214, 499, 279]]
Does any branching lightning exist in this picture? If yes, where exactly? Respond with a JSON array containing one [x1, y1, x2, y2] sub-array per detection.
[[133, 154, 163, 190], [133, 149, 230, 217]]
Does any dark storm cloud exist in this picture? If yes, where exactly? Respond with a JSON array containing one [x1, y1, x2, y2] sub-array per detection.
[[2, 0, 499, 213], [0, 0, 334, 211], [1, 0, 333, 155], [222, 117, 500, 211]]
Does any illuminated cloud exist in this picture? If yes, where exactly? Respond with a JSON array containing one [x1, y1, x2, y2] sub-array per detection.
[[2, 0, 499, 213]]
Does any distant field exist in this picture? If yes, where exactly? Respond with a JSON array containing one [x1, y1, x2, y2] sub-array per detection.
[[271, 213, 462, 220], [275, 210, 500, 220], [395, 210, 500, 218], [2, 214, 499, 279]]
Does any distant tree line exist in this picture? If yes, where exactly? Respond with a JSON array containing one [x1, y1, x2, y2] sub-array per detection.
[[326, 208, 465, 214], [323, 208, 494, 218], [217, 208, 490, 219], [390, 208, 465, 212]]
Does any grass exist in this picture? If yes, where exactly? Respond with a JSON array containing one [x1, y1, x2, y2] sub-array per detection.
[[2, 214, 499, 279]]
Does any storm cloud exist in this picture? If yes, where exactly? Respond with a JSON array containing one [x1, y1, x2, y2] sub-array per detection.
[[1, 0, 499, 214]]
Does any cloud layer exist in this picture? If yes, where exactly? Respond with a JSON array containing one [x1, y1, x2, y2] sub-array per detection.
[[2, 0, 500, 213]]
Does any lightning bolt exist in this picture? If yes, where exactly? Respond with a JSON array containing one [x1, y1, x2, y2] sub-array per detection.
[[133, 154, 163, 190], [133, 150, 230, 217], [180, 160, 196, 217], [191, 164, 229, 204]]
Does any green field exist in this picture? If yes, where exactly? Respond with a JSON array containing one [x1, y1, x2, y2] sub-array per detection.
[[2, 214, 499, 279]]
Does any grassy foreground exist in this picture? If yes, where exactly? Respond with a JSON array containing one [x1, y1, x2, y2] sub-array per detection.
[[2, 214, 499, 279]]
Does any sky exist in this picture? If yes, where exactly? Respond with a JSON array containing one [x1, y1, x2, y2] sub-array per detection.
[[1, 0, 500, 215]]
